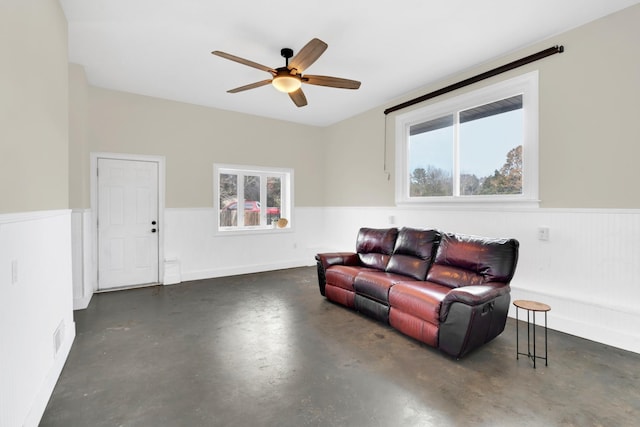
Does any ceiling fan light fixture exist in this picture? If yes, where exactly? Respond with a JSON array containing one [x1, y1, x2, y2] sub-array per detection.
[[272, 74, 301, 93]]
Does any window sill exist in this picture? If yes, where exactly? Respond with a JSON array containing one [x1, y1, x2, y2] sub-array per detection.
[[396, 197, 540, 210], [214, 226, 293, 237]]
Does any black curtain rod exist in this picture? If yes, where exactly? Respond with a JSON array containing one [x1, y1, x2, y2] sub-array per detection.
[[383, 45, 564, 115]]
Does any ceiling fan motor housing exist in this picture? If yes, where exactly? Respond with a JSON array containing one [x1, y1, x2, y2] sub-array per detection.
[[280, 48, 294, 60]]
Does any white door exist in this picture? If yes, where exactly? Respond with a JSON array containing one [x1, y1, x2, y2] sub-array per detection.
[[97, 158, 159, 290]]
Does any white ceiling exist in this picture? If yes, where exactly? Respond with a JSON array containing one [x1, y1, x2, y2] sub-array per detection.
[[60, 0, 639, 127]]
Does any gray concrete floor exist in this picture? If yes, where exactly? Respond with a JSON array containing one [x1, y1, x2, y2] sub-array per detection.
[[41, 267, 640, 427]]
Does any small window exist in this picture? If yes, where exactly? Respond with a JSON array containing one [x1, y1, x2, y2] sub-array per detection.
[[396, 71, 538, 206], [214, 164, 293, 232]]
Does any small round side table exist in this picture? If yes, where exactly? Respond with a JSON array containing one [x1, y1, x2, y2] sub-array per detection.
[[513, 299, 551, 368]]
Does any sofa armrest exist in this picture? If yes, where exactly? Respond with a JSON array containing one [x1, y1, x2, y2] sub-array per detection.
[[440, 283, 510, 322], [315, 252, 359, 269], [438, 283, 511, 358], [315, 252, 359, 296]]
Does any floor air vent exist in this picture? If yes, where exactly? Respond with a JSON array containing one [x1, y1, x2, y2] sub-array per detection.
[[53, 320, 65, 355]]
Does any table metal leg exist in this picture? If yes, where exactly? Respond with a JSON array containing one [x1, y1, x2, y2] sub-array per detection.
[[545, 311, 548, 366], [527, 310, 531, 363], [533, 311, 537, 369], [516, 307, 519, 360]]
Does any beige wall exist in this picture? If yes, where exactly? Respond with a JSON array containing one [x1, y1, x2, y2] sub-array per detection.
[[82, 87, 325, 208], [537, 6, 640, 207], [69, 4, 640, 210], [69, 64, 90, 208], [322, 108, 394, 206], [324, 4, 640, 208], [0, 0, 69, 214]]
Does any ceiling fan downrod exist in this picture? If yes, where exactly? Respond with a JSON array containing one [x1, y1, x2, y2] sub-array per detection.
[[280, 48, 294, 67]]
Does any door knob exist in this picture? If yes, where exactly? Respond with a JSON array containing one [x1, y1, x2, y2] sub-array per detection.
[[151, 220, 157, 225], [151, 228, 157, 233]]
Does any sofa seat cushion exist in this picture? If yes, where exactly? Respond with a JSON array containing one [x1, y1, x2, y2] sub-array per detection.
[[355, 294, 390, 323], [388, 281, 451, 325], [389, 309, 439, 347], [354, 271, 416, 304], [326, 266, 373, 291], [325, 284, 356, 309]]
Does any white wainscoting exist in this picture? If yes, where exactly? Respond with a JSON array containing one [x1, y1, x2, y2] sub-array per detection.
[[71, 209, 94, 310], [70, 206, 640, 354], [320, 206, 640, 354], [163, 207, 323, 282], [71, 208, 323, 295], [0, 210, 75, 427]]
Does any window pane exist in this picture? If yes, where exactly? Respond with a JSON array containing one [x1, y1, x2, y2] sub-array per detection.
[[408, 115, 454, 197], [219, 174, 237, 226], [267, 176, 281, 225], [459, 96, 523, 195], [243, 175, 261, 226], [215, 165, 293, 232]]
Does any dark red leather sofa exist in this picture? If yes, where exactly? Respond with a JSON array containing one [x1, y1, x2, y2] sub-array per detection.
[[315, 227, 519, 358]]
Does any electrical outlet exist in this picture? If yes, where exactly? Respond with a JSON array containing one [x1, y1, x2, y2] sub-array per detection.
[[538, 227, 550, 241], [11, 260, 18, 284]]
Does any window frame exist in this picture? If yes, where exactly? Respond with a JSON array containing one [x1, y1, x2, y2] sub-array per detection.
[[214, 163, 294, 235], [395, 71, 539, 207]]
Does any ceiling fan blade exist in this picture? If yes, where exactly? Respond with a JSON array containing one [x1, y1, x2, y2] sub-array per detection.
[[289, 88, 308, 107], [289, 38, 328, 73], [212, 51, 276, 74], [227, 79, 272, 93], [303, 75, 361, 90]]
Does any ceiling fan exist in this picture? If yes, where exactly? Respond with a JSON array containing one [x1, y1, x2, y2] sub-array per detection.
[[212, 38, 361, 107]]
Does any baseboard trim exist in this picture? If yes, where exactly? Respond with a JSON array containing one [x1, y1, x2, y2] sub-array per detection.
[[73, 294, 92, 311], [509, 287, 639, 354], [181, 259, 315, 282]]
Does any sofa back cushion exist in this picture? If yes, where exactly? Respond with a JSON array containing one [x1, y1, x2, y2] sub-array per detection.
[[356, 227, 398, 270], [386, 228, 440, 280], [426, 232, 519, 288]]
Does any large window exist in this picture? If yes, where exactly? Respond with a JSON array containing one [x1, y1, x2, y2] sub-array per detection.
[[395, 71, 538, 206], [214, 164, 293, 232]]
